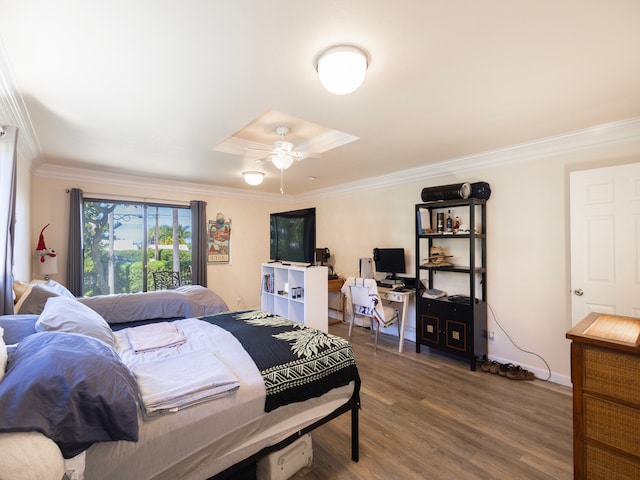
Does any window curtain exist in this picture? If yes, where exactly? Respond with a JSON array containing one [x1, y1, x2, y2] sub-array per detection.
[[66, 188, 84, 296], [0, 126, 18, 315], [190, 200, 207, 287]]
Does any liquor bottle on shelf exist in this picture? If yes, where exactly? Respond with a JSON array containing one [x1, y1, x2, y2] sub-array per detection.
[[436, 213, 444, 233], [446, 210, 453, 232]]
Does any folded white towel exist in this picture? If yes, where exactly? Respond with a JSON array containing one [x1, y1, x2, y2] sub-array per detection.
[[127, 322, 187, 354], [133, 349, 240, 416]]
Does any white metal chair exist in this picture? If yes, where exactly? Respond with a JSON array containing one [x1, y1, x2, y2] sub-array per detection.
[[345, 278, 399, 351]]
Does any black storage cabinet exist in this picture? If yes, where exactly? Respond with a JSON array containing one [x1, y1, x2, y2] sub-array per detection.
[[415, 198, 487, 370]]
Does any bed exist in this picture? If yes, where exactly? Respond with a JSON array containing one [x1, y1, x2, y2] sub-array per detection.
[[0, 284, 361, 480], [11, 280, 230, 321]]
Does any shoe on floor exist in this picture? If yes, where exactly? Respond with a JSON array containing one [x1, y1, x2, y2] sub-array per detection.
[[489, 361, 501, 374], [481, 359, 492, 372], [480, 359, 501, 374], [498, 363, 516, 377], [506, 366, 535, 380]]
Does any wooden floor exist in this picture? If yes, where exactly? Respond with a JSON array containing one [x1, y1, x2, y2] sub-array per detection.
[[292, 322, 574, 480]]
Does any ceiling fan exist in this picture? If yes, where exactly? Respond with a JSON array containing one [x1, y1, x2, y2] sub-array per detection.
[[249, 126, 320, 169], [248, 126, 321, 194], [212, 115, 360, 194]]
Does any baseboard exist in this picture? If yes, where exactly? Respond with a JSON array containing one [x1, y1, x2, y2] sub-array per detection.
[[488, 355, 572, 388]]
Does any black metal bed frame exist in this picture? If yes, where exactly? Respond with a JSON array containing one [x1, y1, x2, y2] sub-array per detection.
[[212, 389, 360, 479]]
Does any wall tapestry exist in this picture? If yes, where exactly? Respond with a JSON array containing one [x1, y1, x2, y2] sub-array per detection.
[[208, 212, 231, 264]]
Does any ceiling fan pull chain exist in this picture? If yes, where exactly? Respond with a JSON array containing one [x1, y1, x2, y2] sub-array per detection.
[[280, 169, 285, 194]]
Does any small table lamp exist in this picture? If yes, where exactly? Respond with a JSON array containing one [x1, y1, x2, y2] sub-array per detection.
[[37, 254, 58, 281]]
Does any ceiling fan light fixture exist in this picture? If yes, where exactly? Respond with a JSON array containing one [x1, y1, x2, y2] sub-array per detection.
[[272, 152, 294, 170], [242, 171, 265, 185], [316, 45, 368, 95]]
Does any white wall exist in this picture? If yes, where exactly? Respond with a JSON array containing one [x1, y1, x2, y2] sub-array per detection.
[[25, 130, 640, 386]]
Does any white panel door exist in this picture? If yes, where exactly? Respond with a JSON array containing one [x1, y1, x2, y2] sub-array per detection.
[[570, 163, 640, 325]]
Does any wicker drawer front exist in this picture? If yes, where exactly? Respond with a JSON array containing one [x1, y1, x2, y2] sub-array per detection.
[[585, 443, 640, 480], [584, 346, 640, 405], [584, 395, 640, 457]]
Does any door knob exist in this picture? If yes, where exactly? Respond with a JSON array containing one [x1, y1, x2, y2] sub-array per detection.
[[573, 288, 584, 296]]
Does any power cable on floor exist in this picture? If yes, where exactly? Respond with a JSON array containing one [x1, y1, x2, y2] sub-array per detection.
[[487, 302, 552, 381]]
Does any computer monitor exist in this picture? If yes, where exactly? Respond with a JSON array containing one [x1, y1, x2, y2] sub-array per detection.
[[372, 248, 406, 279]]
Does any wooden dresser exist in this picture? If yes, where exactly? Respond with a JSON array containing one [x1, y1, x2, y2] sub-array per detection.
[[566, 313, 640, 479]]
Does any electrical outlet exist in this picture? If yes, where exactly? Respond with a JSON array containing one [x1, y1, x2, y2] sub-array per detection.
[[488, 331, 495, 341], [236, 296, 242, 305]]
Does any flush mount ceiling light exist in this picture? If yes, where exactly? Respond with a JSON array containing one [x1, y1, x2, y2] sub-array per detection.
[[316, 45, 369, 95], [242, 171, 265, 185]]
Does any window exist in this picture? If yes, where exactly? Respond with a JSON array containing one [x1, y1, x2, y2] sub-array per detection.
[[83, 199, 192, 295]]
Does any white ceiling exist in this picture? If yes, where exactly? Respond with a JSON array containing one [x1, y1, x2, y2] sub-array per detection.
[[1, 1, 640, 195]]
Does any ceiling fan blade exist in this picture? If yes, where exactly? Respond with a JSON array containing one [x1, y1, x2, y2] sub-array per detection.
[[246, 147, 278, 162], [246, 146, 275, 153], [247, 146, 321, 162], [289, 151, 321, 160], [295, 129, 359, 154]]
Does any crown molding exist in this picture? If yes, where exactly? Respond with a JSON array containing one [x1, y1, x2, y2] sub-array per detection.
[[297, 116, 640, 202], [34, 164, 294, 203], [0, 37, 43, 170], [32, 116, 640, 203]]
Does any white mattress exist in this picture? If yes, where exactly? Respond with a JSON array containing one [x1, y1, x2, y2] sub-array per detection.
[[82, 318, 354, 480]]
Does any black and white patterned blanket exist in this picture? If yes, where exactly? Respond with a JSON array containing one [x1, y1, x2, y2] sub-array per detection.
[[200, 310, 360, 412]]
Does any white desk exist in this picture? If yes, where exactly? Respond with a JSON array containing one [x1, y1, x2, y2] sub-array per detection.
[[378, 286, 415, 353]]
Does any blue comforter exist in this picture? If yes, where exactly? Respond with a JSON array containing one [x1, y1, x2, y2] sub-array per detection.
[[0, 332, 139, 458]]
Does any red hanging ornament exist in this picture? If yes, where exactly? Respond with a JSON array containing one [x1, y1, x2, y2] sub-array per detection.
[[36, 224, 56, 261]]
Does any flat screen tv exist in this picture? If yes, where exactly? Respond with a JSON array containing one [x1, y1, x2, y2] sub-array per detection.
[[373, 248, 406, 279], [269, 208, 316, 264]]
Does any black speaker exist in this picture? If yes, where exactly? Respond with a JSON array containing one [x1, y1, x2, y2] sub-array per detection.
[[421, 183, 471, 202], [315, 248, 330, 264], [470, 182, 491, 200]]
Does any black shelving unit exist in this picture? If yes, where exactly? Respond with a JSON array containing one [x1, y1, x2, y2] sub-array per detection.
[[414, 198, 487, 370]]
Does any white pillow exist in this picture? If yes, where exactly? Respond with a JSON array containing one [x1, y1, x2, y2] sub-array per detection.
[[36, 296, 114, 348], [0, 326, 6, 382], [0, 432, 65, 480]]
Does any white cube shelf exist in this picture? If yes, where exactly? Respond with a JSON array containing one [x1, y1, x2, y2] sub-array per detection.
[[261, 263, 328, 332]]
